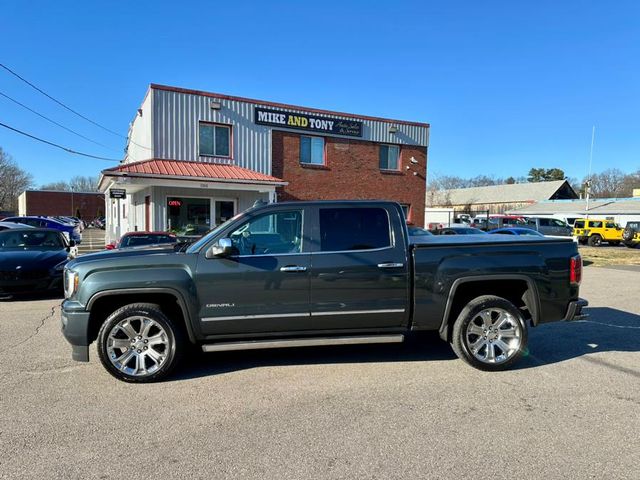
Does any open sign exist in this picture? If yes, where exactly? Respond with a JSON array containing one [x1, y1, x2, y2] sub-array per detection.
[[168, 199, 182, 207]]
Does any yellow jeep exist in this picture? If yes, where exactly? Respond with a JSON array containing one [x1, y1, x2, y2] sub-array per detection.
[[573, 218, 623, 247]]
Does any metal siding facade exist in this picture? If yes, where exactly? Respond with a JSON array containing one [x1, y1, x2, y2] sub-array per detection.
[[152, 88, 428, 176]]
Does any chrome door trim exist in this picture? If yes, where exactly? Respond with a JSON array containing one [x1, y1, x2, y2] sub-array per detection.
[[202, 312, 310, 322], [310, 308, 405, 316]]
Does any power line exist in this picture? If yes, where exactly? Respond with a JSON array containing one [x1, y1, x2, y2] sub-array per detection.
[[0, 63, 152, 150], [0, 120, 120, 162], [0, 90, 119, 152]]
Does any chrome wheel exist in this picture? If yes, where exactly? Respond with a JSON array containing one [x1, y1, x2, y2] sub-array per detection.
[[465, 307, 522, 364], [106, 316, 170, 377]]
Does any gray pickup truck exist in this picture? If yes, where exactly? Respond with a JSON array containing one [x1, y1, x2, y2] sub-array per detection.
[[61, 200, 587, 382]]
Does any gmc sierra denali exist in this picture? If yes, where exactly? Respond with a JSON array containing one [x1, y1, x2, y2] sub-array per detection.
[[61, 200, 588, 382]]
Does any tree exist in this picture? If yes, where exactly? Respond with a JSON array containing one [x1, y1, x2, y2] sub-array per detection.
[[584, 168, 636, 198], [39, 175, 100, 192], [527, 167, 566, 183], [0, 147, 33, 212]]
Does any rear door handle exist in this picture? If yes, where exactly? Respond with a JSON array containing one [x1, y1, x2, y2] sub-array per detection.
[[280, 266, 307, 272], [377, 262, 404, 269]]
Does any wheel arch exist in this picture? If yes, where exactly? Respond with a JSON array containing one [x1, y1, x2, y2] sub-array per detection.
[[439, 275, 540, 341], [86, 288, 197, 345]]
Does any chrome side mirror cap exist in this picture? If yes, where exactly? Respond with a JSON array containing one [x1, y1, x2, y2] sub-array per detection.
[[206, 237, 235, 258]]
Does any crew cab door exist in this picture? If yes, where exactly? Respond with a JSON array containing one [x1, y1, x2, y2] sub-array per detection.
[[308, 205, 410, 330], [195, 206, 312, 336]]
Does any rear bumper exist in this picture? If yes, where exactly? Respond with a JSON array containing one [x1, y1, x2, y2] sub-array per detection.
[[61, 300, 91, 362], [563, 298, 589, 321]]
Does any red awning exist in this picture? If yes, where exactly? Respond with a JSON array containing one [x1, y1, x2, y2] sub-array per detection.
[[102, 159, 286, 185]]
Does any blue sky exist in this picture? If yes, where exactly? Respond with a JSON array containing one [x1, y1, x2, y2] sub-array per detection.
[[1, 0, 638, 187]]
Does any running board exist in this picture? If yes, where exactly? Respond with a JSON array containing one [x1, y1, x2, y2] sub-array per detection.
[[201, 334, 404, 353]]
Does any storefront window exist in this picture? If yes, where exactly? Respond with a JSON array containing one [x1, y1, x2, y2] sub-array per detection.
[[167, 197, 211, 236]]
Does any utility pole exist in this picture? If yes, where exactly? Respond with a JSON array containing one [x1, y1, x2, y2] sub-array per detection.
[[585, 126, 595, 218]]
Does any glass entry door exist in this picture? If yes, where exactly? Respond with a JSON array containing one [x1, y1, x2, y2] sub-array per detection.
[[215, 201, 235, 227]]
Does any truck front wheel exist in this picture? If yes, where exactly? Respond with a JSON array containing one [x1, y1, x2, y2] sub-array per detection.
[[450, 295, 528, 371], [97, 303, 184, 383]]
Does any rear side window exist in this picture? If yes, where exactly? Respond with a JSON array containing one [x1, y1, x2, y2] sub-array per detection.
[[319, 208, 391, 251], [539, 218, 551, 227], [574, 221, 585, 228], [590, 221, 603, 228]]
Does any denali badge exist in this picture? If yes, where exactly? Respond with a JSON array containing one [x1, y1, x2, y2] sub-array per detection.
[[206, 303, 235, 308]]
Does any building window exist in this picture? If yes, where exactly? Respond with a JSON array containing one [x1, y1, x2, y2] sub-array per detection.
[[379, 145, 400, 170], [199, 123, 231, 157], [300, 136, 325, 165]]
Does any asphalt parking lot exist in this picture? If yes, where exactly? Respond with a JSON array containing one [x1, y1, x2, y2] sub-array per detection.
[[0, 267, 638, 479]]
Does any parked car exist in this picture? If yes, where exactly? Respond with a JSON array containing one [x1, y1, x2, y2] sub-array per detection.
[[488, 228, 545, 237], [106, 231, 178, 250], [471, 215, 526, 231], [2, 216, 82, 244], [0, 228, 75, 296], [61, 200, 587, 382], [55, 216, 85, 231], [0, 221, 33, 231], [435, 226, 488, 235], [408, 226, 433, 237], [524, 217, 573, 237], [573, 218, 623, 246], [622, 221, 640, 248]]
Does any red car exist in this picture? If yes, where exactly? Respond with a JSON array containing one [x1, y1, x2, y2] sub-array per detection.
[[105, 231, 178, 250]]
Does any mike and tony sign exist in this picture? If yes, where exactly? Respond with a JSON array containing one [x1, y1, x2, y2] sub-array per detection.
[[254, 107, 363, 137]]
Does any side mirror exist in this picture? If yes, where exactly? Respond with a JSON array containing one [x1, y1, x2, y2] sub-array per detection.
[[205, 238, 236, 258]]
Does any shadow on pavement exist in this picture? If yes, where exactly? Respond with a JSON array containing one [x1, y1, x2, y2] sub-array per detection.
[[516, 307, 640, 370], [0, 291, 64, 302], [173, 307, 640, 381], [173, 332, 456, 381]]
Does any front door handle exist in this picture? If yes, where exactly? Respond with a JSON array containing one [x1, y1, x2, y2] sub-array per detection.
[[377, 262, 404, 269], [280, 265, 307, 272]]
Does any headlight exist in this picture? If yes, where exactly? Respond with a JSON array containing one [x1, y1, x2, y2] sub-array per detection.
[[64, 269, 79, 298]]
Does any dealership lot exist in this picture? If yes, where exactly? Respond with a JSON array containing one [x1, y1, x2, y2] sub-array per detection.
[[0, 267, 638, 479]]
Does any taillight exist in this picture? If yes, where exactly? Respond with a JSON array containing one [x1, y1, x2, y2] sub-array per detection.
[[570, 255, 582, 285]]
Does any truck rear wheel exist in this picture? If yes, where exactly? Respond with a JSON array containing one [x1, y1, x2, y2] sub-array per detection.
[[97, 303, 184, 383], [450, 295, 528, 371]]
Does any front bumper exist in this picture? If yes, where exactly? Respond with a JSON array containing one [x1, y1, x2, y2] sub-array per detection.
[[563, 298, 589, 321], [61, 300, 91, 362]]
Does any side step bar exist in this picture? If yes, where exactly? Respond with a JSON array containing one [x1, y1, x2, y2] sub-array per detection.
[[202, 334, 404, 353]]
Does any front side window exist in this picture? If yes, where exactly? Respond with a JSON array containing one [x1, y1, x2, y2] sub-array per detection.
[[199, 123, 231, 157], [300, 136, 325, 165], [551, 219, 567, 227], [229, 210, 303, 256], [319, 207, 391, 252], [379, 145, 400, 170], [590, 221, 603, 228], [605, 222, 616, 228]]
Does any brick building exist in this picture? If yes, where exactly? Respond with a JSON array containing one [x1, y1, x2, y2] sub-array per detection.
[[17, 190, 104, 220], [100, 84, 429, 242]]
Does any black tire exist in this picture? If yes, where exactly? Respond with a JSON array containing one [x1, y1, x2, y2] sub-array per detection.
[[622, 228, 635, 242], [97, 303, 184, 383], [450, 295, 528, 371], [588, 234, 602, 247]]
